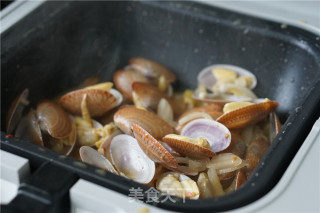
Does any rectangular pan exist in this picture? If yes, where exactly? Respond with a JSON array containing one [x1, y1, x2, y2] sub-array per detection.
[[1, 1, 320, 212]]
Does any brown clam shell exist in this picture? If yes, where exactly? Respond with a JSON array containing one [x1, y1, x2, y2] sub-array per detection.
[[129, 57, 176, 83], [245, 138, 269, 178], [6, 89, 29, 134], [59, 88, 117, 117], [113, 106, 174, 139], [37, 100, 72, 139], [113, 69, 148, 100], [27, 109, 44, 146], [216, 100, 279, 129], [131, 124, 178, 169], [217, 131, 246, 180], [162, 135, 216, 159], [132, 82, 182, 115], [235, 168, 247, 189], [178, 105, 223, 120]]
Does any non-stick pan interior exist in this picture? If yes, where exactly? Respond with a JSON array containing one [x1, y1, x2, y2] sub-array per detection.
[[1, 1, 320, 212]]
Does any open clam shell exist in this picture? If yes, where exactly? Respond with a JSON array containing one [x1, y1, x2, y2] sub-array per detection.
[[192, 92, 253, 106], [131, 124, 178, 169], [156, 172, 200, 200], [26, 109, 44, 146], [6, 89, 29, 134], [132, 82, 181, 115], [216, 99, 279, 129], [181, 119, 231, 152], [109, 134, 155, 184], [129, 57, 176, 83], [41, 116, 77, 155], [79, 146, 118, 174], [197, 64, 257, 91], [37, 100, 73, 139], [162, 134, 215, 159], [59, 88, 118, 117], [113, 106, 174, 139], [113, 69, 149, 100]]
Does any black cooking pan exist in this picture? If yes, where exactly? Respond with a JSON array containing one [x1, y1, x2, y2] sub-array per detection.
[[1, 1, 320, 212]]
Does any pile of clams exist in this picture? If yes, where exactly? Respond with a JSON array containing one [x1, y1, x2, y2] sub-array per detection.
[[6, 57, 280, 200]]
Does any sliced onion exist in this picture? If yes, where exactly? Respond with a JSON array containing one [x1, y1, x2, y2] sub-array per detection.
[[216, 160, 248, 175], [207, 167, 225, 197], [206, 153, 242, 169]]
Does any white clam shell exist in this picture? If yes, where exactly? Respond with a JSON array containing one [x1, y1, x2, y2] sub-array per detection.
[[110, 134, 155, 184], [181, 119, 231, 152], [79, 146, 118, 174], [197, 64, 257, 91]]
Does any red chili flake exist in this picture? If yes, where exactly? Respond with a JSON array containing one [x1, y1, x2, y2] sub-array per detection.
[[6, 134, 14, 138]]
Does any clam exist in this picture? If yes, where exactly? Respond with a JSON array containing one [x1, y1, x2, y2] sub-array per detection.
[[197, 64, 257, 91], [113, 69, 149, 100], [181, 119, 231, 152], [98, 129, 122, 162], [36, 100, 76, 155], [157, 98, 176, 127], [79, 146, 118, 174], [113, 106, 174, 139], [59, 85, 121, 117], [109, 134, 155, 184], [224, 168, 247, 193], [132, 82, 181, 115], [175, 105, 223, 132], [131, 124, 178, 169], [162, 134, 215, 159], [26, 109, 44, 146], [269, 112, 281, 142], [245, 137, 269, 177], [37, 100, 72, 139], [219, 131, 246, 158], [156, 172, 200, 199], [195, 64, 258, 105], [129, 57, 176, 83], [216, 99, 279, 129], [235, 168, 247, 189], [192, 92, 253, 106], [15, 109, 44, 147], [178, 105, 223, 119], [6, 89, 30, 134]]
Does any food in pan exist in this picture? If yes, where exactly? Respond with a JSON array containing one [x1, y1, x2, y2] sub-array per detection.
[[6, 57, 280, 199]]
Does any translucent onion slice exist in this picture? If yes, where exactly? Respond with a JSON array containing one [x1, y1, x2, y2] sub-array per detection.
[[110, 134, 155, 184], [207, 153, 242, 169], [197, 172, 214, 198], [216, 160, 248, 175], [157, 98, 176, 127], [207, 167, 225, 197], [181, 119, 231, 152]]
